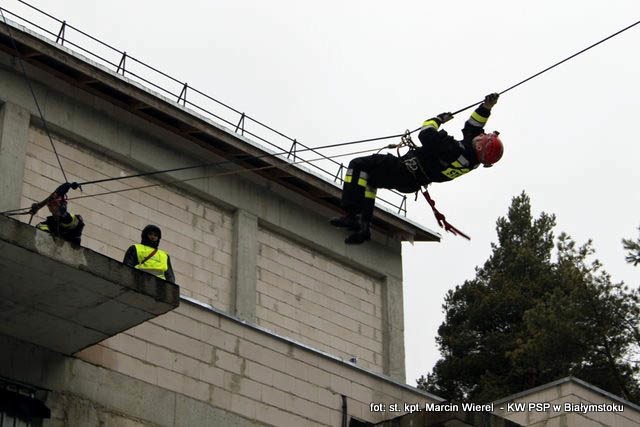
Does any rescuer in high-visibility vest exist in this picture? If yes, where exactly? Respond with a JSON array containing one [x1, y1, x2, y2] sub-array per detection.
[[331, 93, 503, 244], [123, 224, 175, 283], [35, 182, 85, 245]]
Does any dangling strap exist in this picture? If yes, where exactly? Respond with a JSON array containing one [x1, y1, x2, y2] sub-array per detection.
[[421, 188, 471, 240]]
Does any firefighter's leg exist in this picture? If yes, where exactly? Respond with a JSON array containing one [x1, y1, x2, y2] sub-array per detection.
[[330, 157, 371, 229], [345, 185, 376, 245]]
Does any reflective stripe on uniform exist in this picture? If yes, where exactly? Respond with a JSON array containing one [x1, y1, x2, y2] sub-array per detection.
[[469, 111, 488, 127], [441, 154, 473, 180], [60, 214, 79, 229], [357, 171, 368, 187], [422, 119, 440, 130], [365, 186, 377, 199], [344, 168, 353, 183], [134, 244, 168, 280], [455, 155, 470, 167]]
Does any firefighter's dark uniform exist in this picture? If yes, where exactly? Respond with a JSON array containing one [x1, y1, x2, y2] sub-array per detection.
[[34, 182, 84, 245], [36, 213, 85, 245], [338, 104, 492, 239]]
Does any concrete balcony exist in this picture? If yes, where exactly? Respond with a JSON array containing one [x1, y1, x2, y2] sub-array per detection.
[[0, 215, 179, 355]]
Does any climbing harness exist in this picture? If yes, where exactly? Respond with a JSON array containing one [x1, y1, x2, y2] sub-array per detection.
[[376, 130, 471, 239]]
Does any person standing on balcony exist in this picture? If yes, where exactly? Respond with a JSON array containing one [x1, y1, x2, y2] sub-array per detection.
[[123, 224, 176, 283]]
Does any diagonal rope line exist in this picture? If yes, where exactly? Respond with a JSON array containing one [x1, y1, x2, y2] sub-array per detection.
[[0, 146, 380, 214], [67, 147, 381, 202], [0, 7, 69, 183], [449, 18, 640, 116], [76, 131, 406, 187]]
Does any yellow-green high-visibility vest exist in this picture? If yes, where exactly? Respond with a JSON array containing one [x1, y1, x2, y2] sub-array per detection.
[[134, 244, 169, 280]]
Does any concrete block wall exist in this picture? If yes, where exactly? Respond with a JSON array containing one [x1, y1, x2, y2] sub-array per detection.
[[256, 227, 384, 373], [75, 301, 437, 426], [20, 127, 235, 312], [20, 124, 391, 375]]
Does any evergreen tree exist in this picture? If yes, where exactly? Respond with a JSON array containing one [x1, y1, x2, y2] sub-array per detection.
[[418, 192, 640, 403], [623, 226, 640, 266]]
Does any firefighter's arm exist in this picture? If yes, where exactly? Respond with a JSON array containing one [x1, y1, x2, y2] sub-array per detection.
[[462, 93, 498, 139], [418, 113, 457, 155], [422, 112, 454, 131], [467, 93, 498, 128]]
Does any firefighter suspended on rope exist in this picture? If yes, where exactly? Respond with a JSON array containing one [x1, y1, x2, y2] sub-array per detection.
[[330, 92, 503, 244], [33, 182, 85, 245]]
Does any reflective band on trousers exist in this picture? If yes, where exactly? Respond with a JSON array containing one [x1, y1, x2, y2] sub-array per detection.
[[134, 244, 168, 279], [357, 171, 368, 187], [365, 186, 377, 199]]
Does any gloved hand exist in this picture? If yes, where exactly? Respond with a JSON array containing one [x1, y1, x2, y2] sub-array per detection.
[[54, 182, 79, 196], [30, 202, 42, 215], [482, 93, 499, 109], [436, 112, 454, 124]]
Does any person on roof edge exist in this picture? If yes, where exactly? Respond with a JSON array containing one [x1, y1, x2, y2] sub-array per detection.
[[331, 92, 503, 244], [123, 225, 176, 283], [35, 182, 85, 245]]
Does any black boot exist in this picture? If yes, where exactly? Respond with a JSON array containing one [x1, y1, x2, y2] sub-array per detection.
[[330, 214, 359, 230], [345, 220, 371, 245]]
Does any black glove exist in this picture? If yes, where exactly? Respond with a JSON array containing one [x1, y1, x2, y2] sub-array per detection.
[[436, 112, 454, 124], [54, 182, 79, 196], [482, 93, 499, 109], [30, 202, 42, 215]]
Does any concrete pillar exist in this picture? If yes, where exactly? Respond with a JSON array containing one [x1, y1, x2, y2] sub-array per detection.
[[232, 209, 258, 323], [0, 102, 30, 212], [382, 274, 406, 382]]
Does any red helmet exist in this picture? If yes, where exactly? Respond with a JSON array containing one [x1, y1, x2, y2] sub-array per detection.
[[473, 131, 503, 167]]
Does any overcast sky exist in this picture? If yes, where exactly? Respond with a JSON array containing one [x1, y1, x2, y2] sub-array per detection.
[[4, 0, 639, 386]]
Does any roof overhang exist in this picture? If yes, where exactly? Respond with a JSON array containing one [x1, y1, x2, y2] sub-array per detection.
[[0, 19, 439, 242]]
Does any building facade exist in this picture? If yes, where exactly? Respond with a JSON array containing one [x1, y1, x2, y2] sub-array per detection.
[[0, 15, 444, 427]]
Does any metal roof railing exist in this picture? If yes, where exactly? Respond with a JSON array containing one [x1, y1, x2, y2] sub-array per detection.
[[0, 0, 410, 216]]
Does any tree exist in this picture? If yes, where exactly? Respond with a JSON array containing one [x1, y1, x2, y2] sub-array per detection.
[[418, 192, 640, 403], [623, 226, 640, 266]]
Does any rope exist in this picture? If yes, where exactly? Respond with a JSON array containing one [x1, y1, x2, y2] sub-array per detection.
[[449, 18, 640, 116], [2, 8, 638, 228], [0, 7, 69, 183], [77, 131, 407, 187], [422, 188, 470, 240], [1, 146, 381, 214], [69, 147, 380, 201]]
